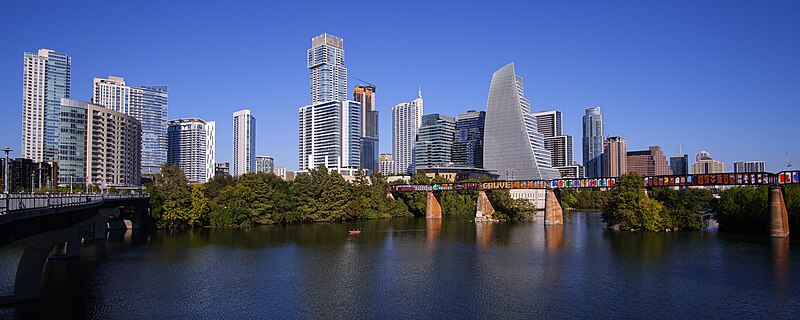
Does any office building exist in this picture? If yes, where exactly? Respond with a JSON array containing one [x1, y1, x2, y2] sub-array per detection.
[[298, 100, 362, 175], [392, 90, 423, 174], [414, 114, 456, 170], [93, 76, 168, 175], [308, 33, 347, 104], [256, 156, 275, 174], [167, 118, 215, 183], [483, 63, 560, 180], [354, 85, 379, 174], [58, 99, 141, 188], [379, 153, 393, 175], [0, 158, 58, 192], [734, 160, 765, 173], [214, 162, 230, 176], [233, 109, 256, 176], [626, 146, 672, 177], [603, 137, 627, 178], [670, 154, 689, 175], [22, 48, 71, 162], [583, 106, 605, 178], [533, 110, 576, 177], [453, 110, 485, 168], [691, 151, 725, 174], [557, 165, 584, 179]]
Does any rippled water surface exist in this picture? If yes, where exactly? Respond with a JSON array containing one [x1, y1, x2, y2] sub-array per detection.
[[1, 212, 798, 319]]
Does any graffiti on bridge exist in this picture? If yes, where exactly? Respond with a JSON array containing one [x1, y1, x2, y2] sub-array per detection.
[[778, 171, 800, 184]]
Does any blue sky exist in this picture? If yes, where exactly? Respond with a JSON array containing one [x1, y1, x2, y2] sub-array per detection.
[[1, 0, 798, 172]]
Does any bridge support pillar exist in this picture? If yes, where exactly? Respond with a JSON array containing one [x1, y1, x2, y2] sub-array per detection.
[[476, 190, 495, 219], [769, 185, 789, 238], [83, 208, 118, 241], [544, 189, 563, 225], [3, 229, 69, 303], [426, 191, 442, 219]]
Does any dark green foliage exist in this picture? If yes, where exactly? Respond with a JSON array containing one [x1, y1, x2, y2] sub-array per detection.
[[489, 190, 537, 220], [715, 186, 769, 235], [560, 188, 608, 210], [786, 186, 800, 234], [654, 188, 713, 230], [603, 172, 665, 231], [147, 164, 194, 229]]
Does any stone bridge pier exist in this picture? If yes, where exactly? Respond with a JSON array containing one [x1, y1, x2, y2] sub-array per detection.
[[544, 189, 563, 225], [476, 190, 495, 220], [769, 185, 789, 237], [426, 191, 442, 219]]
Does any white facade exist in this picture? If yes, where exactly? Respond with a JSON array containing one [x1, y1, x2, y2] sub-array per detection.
[[256, 156, 275, 174], [298, 100, 362, 173], [22, 49, 71, 162], [734, 160, 765, 173], [510, 189, 546, 210], [233, 109, 256, 176], [167, 118, 215, 183], [92, 76, 168, 174], [392, 90, 423, 175], [379, 153, 393, 175]]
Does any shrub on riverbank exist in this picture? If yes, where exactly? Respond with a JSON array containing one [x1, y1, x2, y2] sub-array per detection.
[[715, 185, 800, 235], [602, 172, 712, 231], [560, 189, 608, 210]]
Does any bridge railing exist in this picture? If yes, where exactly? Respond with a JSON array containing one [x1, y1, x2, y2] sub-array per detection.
[[0, 193, 149, 215]]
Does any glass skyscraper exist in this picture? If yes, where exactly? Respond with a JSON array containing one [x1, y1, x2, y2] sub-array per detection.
[[22, 49, 71, 163], [93, 76, 168, 175], [453, 110, 485, 168], [670, 154, 689, 175], [414, 113, 456, 171], [483, 63, 560, 181], [583, 106, 605, 178], [354, 85, 378, 174], [233, 109, 256, 176], [308, 33, 347, 104]]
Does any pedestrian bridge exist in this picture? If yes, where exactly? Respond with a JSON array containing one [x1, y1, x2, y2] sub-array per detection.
[[387, 171, 798, 237], [0, 193, 150, 304]]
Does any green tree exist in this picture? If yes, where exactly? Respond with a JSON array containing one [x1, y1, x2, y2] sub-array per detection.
[[603, 172, 664, 231], [654, 188, 713, 230], [715, 186, 769, 234], [188, 185, 209, 227], [148, 164, 193, 229]]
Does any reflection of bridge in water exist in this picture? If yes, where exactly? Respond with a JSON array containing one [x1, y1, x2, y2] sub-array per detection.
[[388, 171, 798, 238]]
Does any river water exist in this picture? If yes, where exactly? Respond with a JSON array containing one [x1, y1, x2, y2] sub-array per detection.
[[0, 212, 798, 319]]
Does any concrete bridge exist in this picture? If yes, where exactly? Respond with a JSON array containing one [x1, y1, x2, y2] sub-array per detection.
[[0, 193, 150, 303], [388, 171, 799, 237]]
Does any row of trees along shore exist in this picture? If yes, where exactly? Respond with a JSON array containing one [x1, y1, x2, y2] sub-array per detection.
[[147, 164, 535, 229], [596, 172, 800, 235]]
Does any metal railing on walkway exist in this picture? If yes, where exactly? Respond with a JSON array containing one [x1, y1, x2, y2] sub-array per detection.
[[0, 193, 149, 215]]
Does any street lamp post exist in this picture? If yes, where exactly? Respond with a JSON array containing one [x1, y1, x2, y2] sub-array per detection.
[[3, 147, 12, 195], [70, 173, 74, 194]]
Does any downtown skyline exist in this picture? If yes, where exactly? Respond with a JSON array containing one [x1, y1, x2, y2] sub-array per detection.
[[1, 1, 798, 172]]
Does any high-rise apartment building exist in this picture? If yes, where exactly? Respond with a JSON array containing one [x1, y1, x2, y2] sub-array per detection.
[[670, 154, 689, 175], [483, 63, 560, 180], [354, 85, 378, 174], [533, 110, 577, 177], [603, 137, 627, 178], [233, 109, 256, 176], [167, 118, 215, 183], [583, 106, 605, 178], [214, 162, 230, 176], [414, 114, 456, 170], [256, 156, 275, 174], [379, 153, 393, 175], [22, 49, 71, 162], [298, 101, 362, 175], [691, 151, 725, 174], [92, 76, 168, 175], [453, 110, 485, 168], [308, 33, 347, 104], [626, 146, 672, 177], [392, 90, 423, 175], [58, 99, 141, 187], [734, 160, 765, 173]]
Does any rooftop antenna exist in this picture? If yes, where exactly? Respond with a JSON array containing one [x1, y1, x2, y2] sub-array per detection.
[[787, 152, 793, 169], [418, 86, 422, 99], [352, 77, 375, 88]]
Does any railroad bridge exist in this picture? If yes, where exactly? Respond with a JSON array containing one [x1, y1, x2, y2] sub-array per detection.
[[0, 193, 150, 303], [388, 171, 799, 237]]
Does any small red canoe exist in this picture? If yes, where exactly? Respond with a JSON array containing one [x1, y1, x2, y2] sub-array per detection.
[[349, 230, 361, 235]]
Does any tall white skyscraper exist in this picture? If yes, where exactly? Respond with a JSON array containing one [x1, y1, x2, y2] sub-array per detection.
[[308, 33, 347, 104], [392, 90, 424, 175], [483, 63, 560, 180], [233, 109, 256, 176], [298, 101, 362, 175], [299, 33, 362, 175], [22, 48, 71, 162], [167, 118, 216, 183], [93, 76, 168, 174]]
